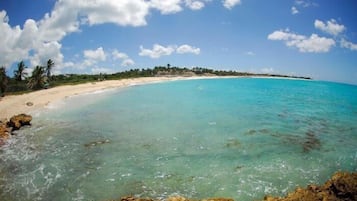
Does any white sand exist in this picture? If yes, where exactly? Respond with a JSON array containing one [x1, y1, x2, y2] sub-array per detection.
[[0, 76, 211, 120]]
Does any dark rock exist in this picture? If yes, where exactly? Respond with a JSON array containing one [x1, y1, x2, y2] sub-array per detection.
[[26, 102, 34, 106], [7, 114, 32, 131], [325, 172, 357, 200], [103, 196, 154, 201], [84, 139, 110, 148], [303, 130, 321, 153], [225, 138, 241, 148]]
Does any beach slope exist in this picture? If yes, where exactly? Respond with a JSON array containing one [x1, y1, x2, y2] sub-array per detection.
[[0, 77, 195, 119]]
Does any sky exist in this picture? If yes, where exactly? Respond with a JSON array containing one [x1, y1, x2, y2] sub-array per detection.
[[0, 0, 356, 85]]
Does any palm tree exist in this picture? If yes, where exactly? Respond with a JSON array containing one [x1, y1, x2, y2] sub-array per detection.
[[27, 66, 47, 90], [46, 59, 54, 80], [0, 66, 8, 97], [14, 61, 28, 81]]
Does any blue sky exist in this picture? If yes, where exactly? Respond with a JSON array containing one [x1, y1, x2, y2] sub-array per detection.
[[0, 0, 356, 84]]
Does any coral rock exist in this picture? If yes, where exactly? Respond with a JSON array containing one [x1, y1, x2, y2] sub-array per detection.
[[8, 114, 32, 131], [120, 196, 154, 201], [203, 198, 234, 201], [167, 196, 189, 201], [0, 120, 10, 139], [263, 172, 357, 201]]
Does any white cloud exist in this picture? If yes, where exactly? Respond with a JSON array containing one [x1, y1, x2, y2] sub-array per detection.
[[121, 59, 135, 67], [0, 0, 149, 71], [139, 44, 201, 58], [112, 50, 128, 60], [1, 0, 214, 72], [37, 0, 80, 42], [81, 0, 149, 26], [268, 29, 304, 41], [185, 0, 205, 10], [292, 1, 318, 15], [31, 41, 64, 67], [82, 47, 106, 68], [223, 0, 241, 9], [0, 11, 29, 67], [149, 0, 182, 14], [291, 6, 299, 15], [268, 30, 335, 53], [293, 34, 335, 53], [112, 49, 135, 66], [139, 44, 176, 58], [314, 19, 345, 36], [47, 0, 150, 28], [294, 0, 318, 8], [91, 67, 113, 74], [84, 47, 106, 61], [245, 51, 255, 56], [176, 44, 200, 54], [261, 67, 274, 74], [340, 39, 357, 51]]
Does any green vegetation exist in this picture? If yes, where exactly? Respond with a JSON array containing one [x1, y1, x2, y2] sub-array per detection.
[[0, 67, 8, 97], [27, 65, 47, 90], [14, 61, 28, 82], [46, 59, 54, 80], [0, 61, 311, 96]]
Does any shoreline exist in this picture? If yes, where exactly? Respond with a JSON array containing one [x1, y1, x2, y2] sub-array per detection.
[[0, 76, 216, 119], [0, 75, 311, 120]]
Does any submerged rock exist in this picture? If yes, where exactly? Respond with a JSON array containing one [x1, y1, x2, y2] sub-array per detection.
[[84, 139, 110, 147], [302, 130, 321, 153], [7, 114, 32, 131], [225, 138, 241, 148]]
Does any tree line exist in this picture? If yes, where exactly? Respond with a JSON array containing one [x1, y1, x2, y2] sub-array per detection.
[[0, 59, 54, 96], [0, 62, 311, 97]]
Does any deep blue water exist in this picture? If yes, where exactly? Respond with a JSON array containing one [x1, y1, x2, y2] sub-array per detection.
[[1, 78, 356, 201]]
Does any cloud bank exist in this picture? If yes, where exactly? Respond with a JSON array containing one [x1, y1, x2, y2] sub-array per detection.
[[268, 19, 355, 53], [0, 0, 238, 73], [268, 30, 335, 53], [223, 0, 241, 9], [314, 19, 345, 36], [139, 44, 200, 58]]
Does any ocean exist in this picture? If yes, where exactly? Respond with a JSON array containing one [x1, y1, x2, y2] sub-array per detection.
[[1, 78, 356, 201]]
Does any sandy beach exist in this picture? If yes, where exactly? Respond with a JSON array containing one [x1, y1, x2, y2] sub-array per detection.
[[0, 76, 207, 120], [0, 75, 310, 120]]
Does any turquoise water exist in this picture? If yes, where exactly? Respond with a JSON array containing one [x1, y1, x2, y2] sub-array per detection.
[[1, 78, 356, 201]]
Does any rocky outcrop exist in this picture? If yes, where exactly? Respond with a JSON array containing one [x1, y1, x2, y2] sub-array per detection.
[[106, 172, 356, 201], [0, 114, 32, 146], [0, 119, 11, 139], [7, 114, 32, 131], [263, 171, 357, 201]]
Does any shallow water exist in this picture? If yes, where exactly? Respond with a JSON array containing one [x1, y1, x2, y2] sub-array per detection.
[[1, 78, 356, 201]]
